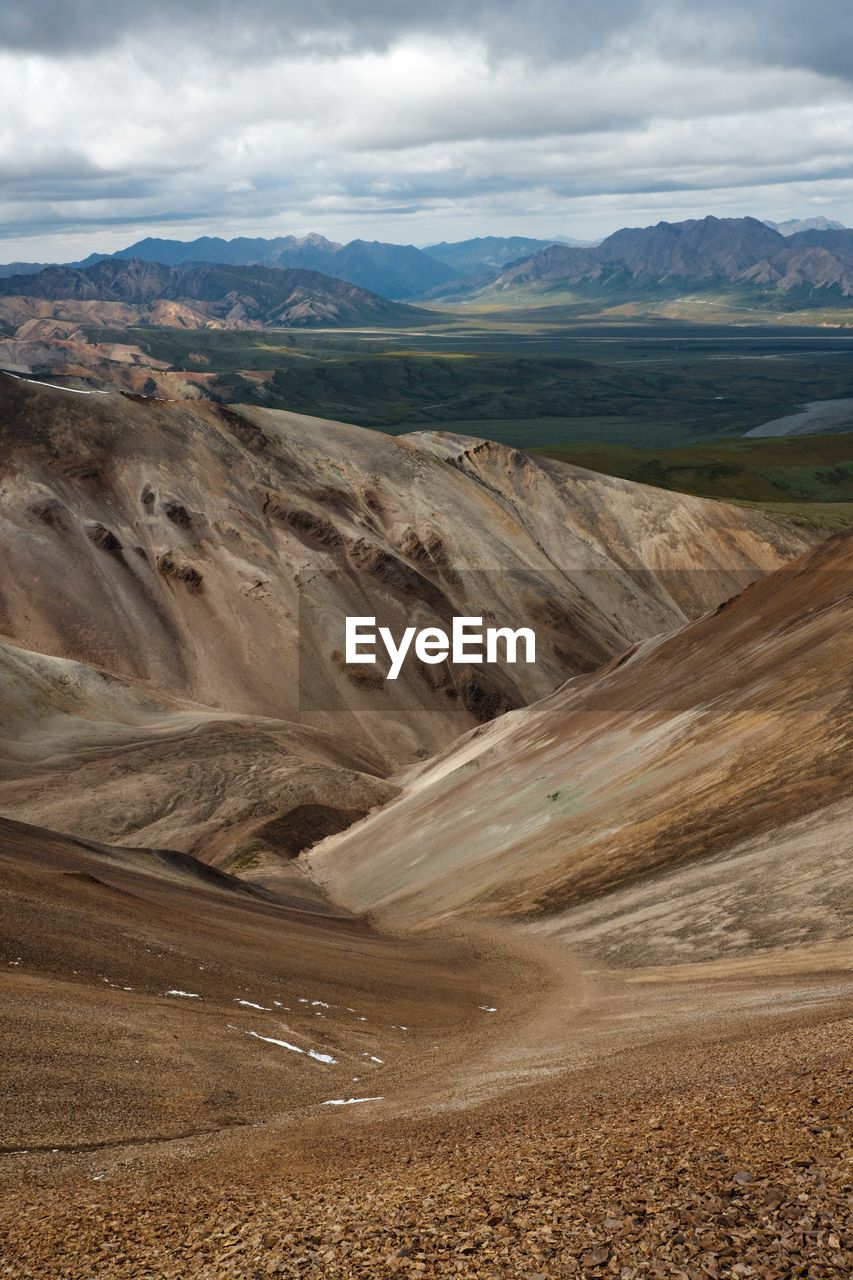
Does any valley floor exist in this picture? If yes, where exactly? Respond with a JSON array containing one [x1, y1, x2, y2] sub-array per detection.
[[1, 855, 849, 1278]]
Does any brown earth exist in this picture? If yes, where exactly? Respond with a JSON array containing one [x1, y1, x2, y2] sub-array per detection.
[[0, 811, 849, 1277], [0, 379, 849, 1277], [0, 375, 813, 861], [0, 332, 211, 400], [308, 531, 853, 955], [0, 295, 217, 333], [0, 638, 397, 867]]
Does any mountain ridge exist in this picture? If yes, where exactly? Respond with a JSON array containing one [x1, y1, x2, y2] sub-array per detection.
[[422, 236, 564, 276], [5, 216, 853, 306], [0, 375, 814, 863], [764, 216, 847, 235], [73, 232, 456, 300], [440, 215, 853, 304], [0, 258, 426, 328]]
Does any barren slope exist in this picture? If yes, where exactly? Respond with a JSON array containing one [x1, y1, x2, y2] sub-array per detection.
[[1, 813, 849, 1279], [0, 813, 523, 1154], [0, 375, 812, 775], [0, 639, 396, 867], [308, 531, 853, 970], [0, 332, 208, 400]]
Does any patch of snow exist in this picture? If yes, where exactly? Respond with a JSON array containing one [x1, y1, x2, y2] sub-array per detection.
[[322, 1097, 383, 1107], [165, 989, 201, 999], [363, 1053, 384, 1064], [234, 999, 272, 1011], [479, 1006, 498, 1013], [306, 1047, 337, 1064], [232, 1026, 337, 1065], [4, 372, 109, 396]]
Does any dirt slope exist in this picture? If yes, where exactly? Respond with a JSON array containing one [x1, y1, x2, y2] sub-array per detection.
[[0, 375, 814, 774], [0, 638, 396, 867], [308, 531, 853, 970], [0, 813, 525, 1154], [1, 810, 849, 1279], [0, 332, 208, 400]]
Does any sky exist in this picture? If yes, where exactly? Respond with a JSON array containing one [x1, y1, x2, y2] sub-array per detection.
[[2, 0, 853, 261]]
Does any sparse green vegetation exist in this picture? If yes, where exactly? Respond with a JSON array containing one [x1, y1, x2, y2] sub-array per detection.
[[444, 278, 853, 322], [531, 437, 853, 531], [222, 845, 263, 875], [728, 501, 853, 532], [533, 435, 853, 503], [83, 317, 853, 455]]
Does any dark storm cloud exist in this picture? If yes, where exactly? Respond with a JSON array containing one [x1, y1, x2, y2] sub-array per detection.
[[3, 0, 852, 79]]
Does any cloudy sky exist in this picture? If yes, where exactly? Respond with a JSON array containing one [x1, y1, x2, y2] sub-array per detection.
[[2, 0, 853, 259]]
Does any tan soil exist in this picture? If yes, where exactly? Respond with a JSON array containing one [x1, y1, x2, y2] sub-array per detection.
[[0, 815, 850, 1278], [0, 380, 848, 1277]]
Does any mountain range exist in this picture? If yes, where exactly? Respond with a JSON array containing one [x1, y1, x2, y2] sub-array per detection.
[[76, 233, 457, 300], [3, 216, 853, 315], [764, 216, 847, 235], [447, 215, 853, 304], [0, 233, 595, 292], [0, 258, 424, 328], [0, 235, 455, 299], [422, 235, 566, 275], [0, 260, 50, 279]]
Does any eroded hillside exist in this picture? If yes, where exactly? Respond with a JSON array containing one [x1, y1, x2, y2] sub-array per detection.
[[0, 374, 811, 778], [308, 531, 853, 971]]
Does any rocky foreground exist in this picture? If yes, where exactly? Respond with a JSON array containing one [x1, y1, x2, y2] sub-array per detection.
[[1, 1011, 849, 1279]]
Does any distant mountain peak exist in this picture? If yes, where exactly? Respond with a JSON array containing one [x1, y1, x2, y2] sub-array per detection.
[[764, 216, 847, 235], [437, 213, 853, 304], [63, 231, 454, 300], [422, 234, 572, 277]]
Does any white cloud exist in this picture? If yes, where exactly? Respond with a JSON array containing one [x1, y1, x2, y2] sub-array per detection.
[[1, 9, 853, 258]]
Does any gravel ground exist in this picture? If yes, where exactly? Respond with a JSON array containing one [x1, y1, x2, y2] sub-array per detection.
[[1, 1014, 849, 1279]]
